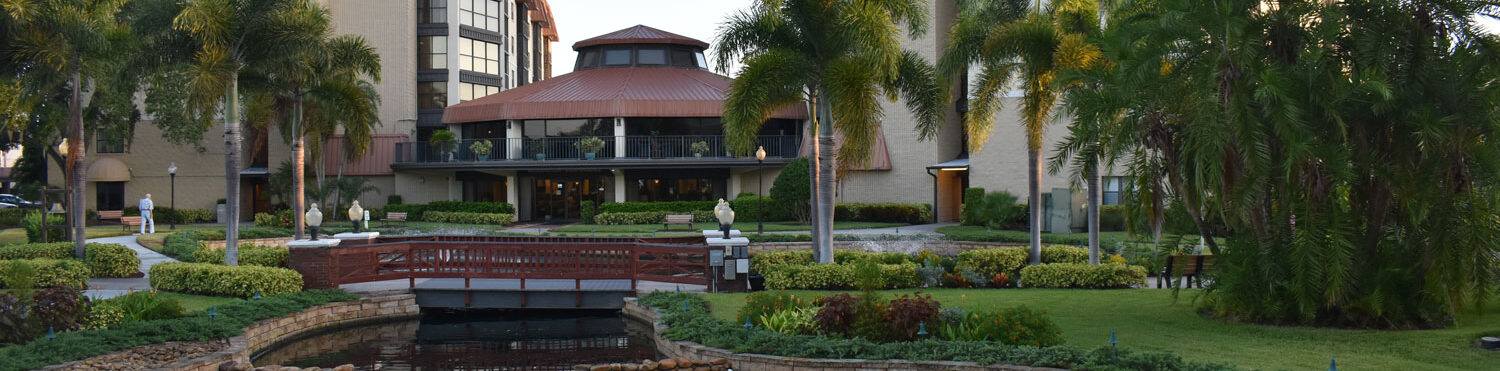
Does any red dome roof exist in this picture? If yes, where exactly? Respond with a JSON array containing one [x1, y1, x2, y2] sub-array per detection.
[[442, 67, 807, 123], [572, 25, 710, 50]]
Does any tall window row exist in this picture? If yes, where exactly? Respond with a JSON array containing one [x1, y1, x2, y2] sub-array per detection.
[[418, 0, 446, 24], [419, 82, 447, 109], [459, 83, 500, 102], [460, 37, 501, 75], [459, 0, 502, 33], [419, 36, 447, 69]]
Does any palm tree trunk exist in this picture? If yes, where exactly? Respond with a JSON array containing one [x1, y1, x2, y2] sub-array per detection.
[[292, 95, 305, 240], [224, 76, 242, 266], [1088, 160, 1101, 265], [805, 95, 821, 262], [814, 91, 835, 264], [1028, 147, 1042, 265], [68, 71, 85, 258]]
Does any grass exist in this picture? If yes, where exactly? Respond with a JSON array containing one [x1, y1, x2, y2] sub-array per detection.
[[0, 226, 140, 245], [701, 288, 1500, 371], [154, 292, 242, 313], [552, 221, 906, 234]]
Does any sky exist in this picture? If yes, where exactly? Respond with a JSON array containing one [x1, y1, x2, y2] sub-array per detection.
[[548, 0, 754, 74]]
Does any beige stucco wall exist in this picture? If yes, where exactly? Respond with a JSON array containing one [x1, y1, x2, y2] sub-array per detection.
[[319, 0, 418, 137]]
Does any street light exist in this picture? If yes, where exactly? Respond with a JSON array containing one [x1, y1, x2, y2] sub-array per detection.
[[168, 163, 177, 230], [755, 146, 766, 234]]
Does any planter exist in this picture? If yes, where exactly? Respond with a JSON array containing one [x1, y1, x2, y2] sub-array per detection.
[[585, 152, 596, 160], [694, 153, 703, 158], [535, 153, 546, 160], [477, 155, 489, 161]]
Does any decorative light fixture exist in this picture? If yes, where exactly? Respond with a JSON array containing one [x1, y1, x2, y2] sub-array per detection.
[[168, 163, 178, 230], [755, 146, 766, 234]]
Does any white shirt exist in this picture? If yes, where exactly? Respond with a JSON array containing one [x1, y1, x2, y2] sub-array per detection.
[[139, 198, 154, 211]]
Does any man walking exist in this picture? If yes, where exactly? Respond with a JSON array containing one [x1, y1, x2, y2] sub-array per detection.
[[139, 193, 155, 234]]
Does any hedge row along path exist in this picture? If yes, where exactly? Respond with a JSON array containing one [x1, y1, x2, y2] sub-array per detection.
[[82, 234, 178, 300]]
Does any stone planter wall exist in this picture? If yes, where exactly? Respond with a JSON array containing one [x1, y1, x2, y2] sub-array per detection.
[[749, 240, 1023, 256], [44, 294, 419, 371], [199, 237, 297, 250], [622, 298, 1064, 371]]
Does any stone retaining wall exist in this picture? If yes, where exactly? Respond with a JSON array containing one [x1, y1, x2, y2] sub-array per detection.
[[622, 298, 1064, 371], [199, 237, 297, 250], [750, 240, 1023, 256], [135, 294, 414, 371]]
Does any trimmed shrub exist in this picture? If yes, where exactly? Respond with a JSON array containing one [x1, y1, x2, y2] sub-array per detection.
[[123, 207, 214, 224], [0, 259, 89, 289], [580, 201, 597, 224], [0, 242, 139, 278], [1040, 245, 1089, 264], [956, 248, 1029, 277], [382, 203, 427, 220], [253, 209, 295, 229], [961, 187, 986, 226], [422, 211, 513, 225], [426, 201, 515, 214], [763, 263, 917, 290], [0, 208, 28, 228], [598, 201, 717, 213], [192, 244, 289, 267], [95, 291, 187, 324], [769, 158, 812, 223], [1019, 263, 1148, 289], [835, 203, 932, 224], [148, 262, 302, 297], [159, 227, 292, 262], [731, 194, 787, 222], [1099, 205, 1126, 231], [594, 210, 715, 225], [751, 250, 815, 272], [387, 195, 403, 205], [22, 211, 65, 243]]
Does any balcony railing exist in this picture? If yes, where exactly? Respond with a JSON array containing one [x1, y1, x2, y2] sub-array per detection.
[[394, 135, 801, 164]]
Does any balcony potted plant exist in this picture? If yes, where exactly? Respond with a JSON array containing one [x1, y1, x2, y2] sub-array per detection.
[[691, 141, 710, 158], [430, 129, 457, 162], [575, 136, 606, 160], [527, 140, 546, 160], [470, 139, 493, 161]]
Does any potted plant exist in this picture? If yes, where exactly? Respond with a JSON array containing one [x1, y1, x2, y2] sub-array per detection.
[[430, 129, 457, 161], [527, 140, 546, 160], [470, 139, 493, 161], [574, 136, 606, 160], [691, 141, 710, 158]]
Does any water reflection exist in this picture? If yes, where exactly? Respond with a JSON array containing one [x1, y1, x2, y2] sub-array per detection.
[[253, 310, 658, 370]]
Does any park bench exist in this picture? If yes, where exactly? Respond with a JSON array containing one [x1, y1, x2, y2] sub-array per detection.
[[97, 210, 123, 225], [1159, 254, 1214, 289], [663, 214, 694, 231], [121, 216, 144, 231], [384, 212, 408, 226]]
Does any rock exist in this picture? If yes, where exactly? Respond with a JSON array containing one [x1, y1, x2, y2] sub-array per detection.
[[710, 366, 727, 371], [280, 367, 302, 371], [332, 365, 355, 371], [693, 367, 713, 371], [218, 361, 252, 371], [589, 365, 611, 371], [253, 366, 281, 371], [708, 358, 727, 365], [641, 359, 658, 370], [675, 357, 693, 367], [622, 364, 640, 371], [302, 368, 322, 371], [658, 359, 677, 370]]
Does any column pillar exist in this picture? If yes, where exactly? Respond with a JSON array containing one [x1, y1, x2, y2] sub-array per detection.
[[506, 120, 522, 160], [613, 170, 626, 202], [729, 171, 742, 198], [613, 117, 626, 158]]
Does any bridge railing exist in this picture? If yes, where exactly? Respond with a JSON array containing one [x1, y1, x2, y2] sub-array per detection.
[[312, 236, 711, 291]]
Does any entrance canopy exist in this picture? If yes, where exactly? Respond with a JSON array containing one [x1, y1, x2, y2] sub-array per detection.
[[927, 157, 970, 171], [86, 158, 131, 182]]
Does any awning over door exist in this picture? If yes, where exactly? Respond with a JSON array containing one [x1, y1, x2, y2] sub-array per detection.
[[926, 157, 970, 170], [86, 158, 131, 182]]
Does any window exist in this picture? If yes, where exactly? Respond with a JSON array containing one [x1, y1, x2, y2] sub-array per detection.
[[603, 49, 631, 66], [1103, 176, 1127, 205], [671, 48, 694, 68], [418, 82, 447, 109], [96, 182, 125, 211], [459, 0, 501, 32], [521, 119, 612, 138], [694, 51, 708, 69], [637, 49, 666, 65], [459, 37, 501, 75], [459, 82, 500, 101], [578, 50, 600, 69], [418, 36, 447, 69], [96, 135, 124, 153], [636, 178, 715, 202], [417, 0, 446, 24]]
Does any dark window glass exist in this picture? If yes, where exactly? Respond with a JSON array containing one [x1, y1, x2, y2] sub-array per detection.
[[418, 0, 447, 24], [671, 48, 694, 68], [578, 50, 600, 69], [523, 119, 613, 138], [625, 117, 724, 136], [1103, 177, 1126, 205], [96, 135, 125, 153], [635, 178, 715, 202], [96, 182, 125, 211], [418, 36, 447, 69], [603, 49, 631, 65], [637, 49, 666, 65], [418, 82, 447, 109]]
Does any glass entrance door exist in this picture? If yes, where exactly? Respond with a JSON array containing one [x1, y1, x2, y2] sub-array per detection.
[[532, 177, 604, 220]]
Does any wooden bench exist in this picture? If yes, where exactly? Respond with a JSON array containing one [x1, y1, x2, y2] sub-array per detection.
[[97, 210, 123, 224], [121, 216, 144, 231], [663, 214, 694, 231], [384, 212, 408, 226], [1159, 254, 1215, 289]]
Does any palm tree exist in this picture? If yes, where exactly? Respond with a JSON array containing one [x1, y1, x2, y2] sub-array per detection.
[[174, 0, 328, 265], [245, 14, 381, 240], [717, 0, 943, 263], [0, 0, 132, 258], [939, 0, 1104, 265]]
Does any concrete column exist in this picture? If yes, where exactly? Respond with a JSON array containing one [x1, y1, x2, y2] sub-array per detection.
[[729, 171, 742, 198], [506, 174, 519, 221], [613, 170, 626, 202], [613, 117, 626, 158], [506, 120, 522, 159]]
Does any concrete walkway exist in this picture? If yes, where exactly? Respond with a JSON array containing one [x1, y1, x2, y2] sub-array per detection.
[[84, 235, 178, 300]]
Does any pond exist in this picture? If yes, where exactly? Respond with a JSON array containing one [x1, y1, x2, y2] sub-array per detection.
[[253, 309, 658, 370]]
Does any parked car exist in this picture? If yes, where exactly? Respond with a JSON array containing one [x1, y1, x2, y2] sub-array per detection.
[[0, 203, 16, 208], [0, 194, 35, 208]]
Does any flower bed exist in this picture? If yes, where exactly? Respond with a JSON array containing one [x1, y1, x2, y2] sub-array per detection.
[[753, 246, 1149, 289]]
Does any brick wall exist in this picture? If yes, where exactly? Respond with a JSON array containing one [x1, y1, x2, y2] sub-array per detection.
[[288, 245, 334, 289]]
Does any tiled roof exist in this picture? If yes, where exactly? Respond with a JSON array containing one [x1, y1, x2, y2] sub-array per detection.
[[572, 25, 710, 50], [442, 67, 808, 123]]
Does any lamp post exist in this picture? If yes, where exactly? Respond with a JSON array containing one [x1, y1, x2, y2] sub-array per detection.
[[755, 146, 766, 234], [168, 163, 177, 230]]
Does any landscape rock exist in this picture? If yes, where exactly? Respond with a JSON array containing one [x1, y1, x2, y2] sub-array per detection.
[[54, 340, 229, 371], [658, 359, 677, 370], [332, 365, 356, 371], [218, 361, 251, 371]]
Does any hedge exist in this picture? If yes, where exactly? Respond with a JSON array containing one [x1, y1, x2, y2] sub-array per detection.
[[638, 292, 1234, 370], [0, 242, 140, 278], [191, 244, 289, 267], [961, 188, 986, 226], [22, 212, 65, 243], [160, 227, 292, 262], [0, 259, 89, 289], [834, 203, 932, 224], [0, 290, 358, 371], [956, 248, 1029, 277], [1019, 263, 1149, 289], [148, 262, 302, 297], [730, 194, 788, 221], [763, 263, 918, 290], [599, 201, 717, 213], [384, 201, 516, 220], [1040, 245, 1089, 264], [938, 226, 1094, 245], [0, 208, 26, 228], [595, 210, 716, 225], [123, 206, 215, 224], [421, 211, 514, 225]]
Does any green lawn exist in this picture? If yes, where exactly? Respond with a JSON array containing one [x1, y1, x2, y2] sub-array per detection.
[[553, 221, 906, 234], [0, 226, 139, 245], [155, 292, 241, 313], [701, 289, 1500, 370]]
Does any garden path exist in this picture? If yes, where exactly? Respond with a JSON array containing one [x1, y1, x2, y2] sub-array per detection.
[[83, 235, 177, 300]]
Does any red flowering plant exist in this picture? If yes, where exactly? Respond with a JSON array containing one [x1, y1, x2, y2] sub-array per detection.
[[883, 291, 941, 341]]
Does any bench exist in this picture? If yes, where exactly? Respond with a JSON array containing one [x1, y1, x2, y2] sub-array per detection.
[[121, 216, 144, 231], [384, 212, 408, 226], [97, 210, 123, 224], [1159, 254, 1215, 289], [663, 214, 694, 231]]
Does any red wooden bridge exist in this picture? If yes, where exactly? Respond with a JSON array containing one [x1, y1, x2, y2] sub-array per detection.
[[289, 235, 711, 309]]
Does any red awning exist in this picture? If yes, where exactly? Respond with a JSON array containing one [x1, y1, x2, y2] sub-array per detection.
[[798, 124, 893, 171], [442, 67, 808, 123]]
